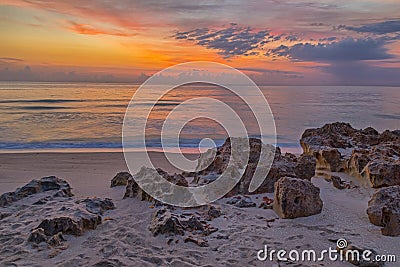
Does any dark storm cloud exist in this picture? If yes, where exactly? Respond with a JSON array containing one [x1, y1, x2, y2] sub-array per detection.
[[174, 25, 271, 58], [267, 38, 393, 61], [319, 61, 400, 86], [344, 19, 400, 34]]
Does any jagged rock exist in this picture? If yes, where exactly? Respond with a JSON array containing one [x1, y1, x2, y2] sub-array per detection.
[[273, 177, 323, 219], [123, 167, 189, 202], [301, 122, 400, 187], [28, 228, 65, 247], [206, 205, 222, 220], [80, 198, 115, 215], [294, 154, 316, 180], [258, 196, 274, 209], [194, 138, 283, 195], [156, 168, 189, 187], [184, 235, 209, 247], [366, 158, 400, 188], [249, 149, 297, 194], [181, 215, 205, 232], [226, 195, 256, 208], [315, 148, 344, 172], [47, 232, 65, 247], [0, 176, 73, 207], [331, 176, 349, 190], [37, 211, 102, 236], [148, 208, 218, 247], [367, 186, 400, 236], [348, 150, 371, 176], [110, 172, 132, 187], [123, 176, 155, 202], [148, 209, 185, 236], [28, 228, 47, 244]]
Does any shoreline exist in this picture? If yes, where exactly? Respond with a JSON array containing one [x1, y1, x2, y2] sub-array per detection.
[[0, 151, 198, 197]]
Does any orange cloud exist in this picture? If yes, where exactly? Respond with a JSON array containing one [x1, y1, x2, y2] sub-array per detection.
[[68, 21, 135, 37]]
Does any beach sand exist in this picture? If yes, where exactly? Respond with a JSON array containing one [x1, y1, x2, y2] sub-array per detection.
[[0, 152, 398, 266]]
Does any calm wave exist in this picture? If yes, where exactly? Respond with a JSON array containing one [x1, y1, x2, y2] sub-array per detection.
[[0, 82, 399, 153]]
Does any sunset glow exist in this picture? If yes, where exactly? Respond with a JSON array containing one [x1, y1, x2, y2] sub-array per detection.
[[1, 0, 400, 85]]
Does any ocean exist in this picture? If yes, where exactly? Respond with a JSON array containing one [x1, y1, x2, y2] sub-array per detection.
[[0, 82, 399, 153]]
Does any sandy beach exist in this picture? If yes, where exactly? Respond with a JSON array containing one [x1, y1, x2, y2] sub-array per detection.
[[0, 150, 398, 266], [0, 152, 198, 197]]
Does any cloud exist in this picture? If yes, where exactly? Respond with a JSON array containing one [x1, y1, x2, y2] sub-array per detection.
[[343, 19, 400, 34], [319, 61, 400, 86], [174, 25, 272, 58], [0, 57, 24, 64], [267, 38, 393, 61], [237, 67, 300, 76], [68, 21, 135, 36]]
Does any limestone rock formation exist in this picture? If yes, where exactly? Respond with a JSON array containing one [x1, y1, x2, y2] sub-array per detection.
[[193, 138, 299, 195], [148, 207, 219, 246], [148, 208, 185, 236], [273, 177, 323, 219], [37, 211, 102, 236], [301, 122, 400, 188], [0, 176, 73, 207], [367, 186, 400, 236], [110, 172, 132, 187], [28, 228, 66, 247], [123, 167, 189, 203]]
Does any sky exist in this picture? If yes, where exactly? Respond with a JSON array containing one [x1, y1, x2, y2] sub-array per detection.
[[1, 0, 400, 85]]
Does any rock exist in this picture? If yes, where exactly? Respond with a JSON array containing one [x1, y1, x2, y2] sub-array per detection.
[[194, 138, 283, 195], [365, 157, 400, 188], [80, 198, 115, 215], [294, 154, 316, 180], [28, 228, 65, 247], [28, 228, 47, 244], [315, 148, 344, 172], [148, 208, 185, 236], [226, 195, 256, 208], [123, 167, 189, 203], [181, 215, 205, 232], [331, 176, 348, 190], [248, 150, 297, 194], [123, 176, 156, 202], [156, 168, 189, 187], [206, 205, 222, 220], [350, 143, 400, 188], [110, 172, 132, 187], [0, 176, 73, 207], [367, 186, 400, 236], [273, 177, 323, 219], [148, 208, 219, 246], [258, 196, 274, 209], [47, 232, 65, 247], [301, 122, 400, 187], [184, 235, 209, 247], [37, 211, 102, 236]]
